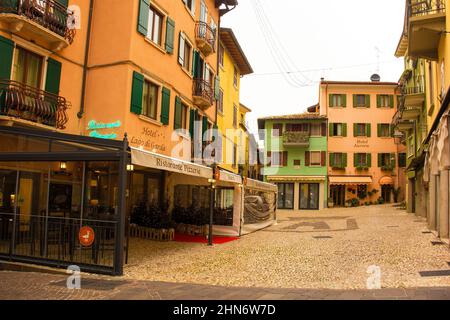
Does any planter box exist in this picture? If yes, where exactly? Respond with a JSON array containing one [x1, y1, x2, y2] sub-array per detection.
[[176, 223, 209, 236], [129, 224, 175, 242]]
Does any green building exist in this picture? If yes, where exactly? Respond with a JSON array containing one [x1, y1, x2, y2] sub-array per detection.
[[258, 112, 328, 210]]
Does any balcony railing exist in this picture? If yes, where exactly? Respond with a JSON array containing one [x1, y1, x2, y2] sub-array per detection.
[[282, 131, 310, 147], [0, 0, 75, 44], [401, 75, 426, 95], [410, 0, 446, 17], [195, 21, 216, 56], [193, 78, 214, 109], [0, 79, 69, 129]]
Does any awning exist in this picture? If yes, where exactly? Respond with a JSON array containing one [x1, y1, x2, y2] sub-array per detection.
[[131, 147, 212, 179], [329, 176, 372, 185], [266, 176, 326, 182], [244, 178, 278, 193], [218, 170, 242, 184], [379, 176, 394, 185]]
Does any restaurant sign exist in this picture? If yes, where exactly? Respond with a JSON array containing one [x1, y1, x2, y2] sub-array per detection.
[[218, 170, 243, 184], [131, 147, 212, 179], [87, 120, 121, 139]]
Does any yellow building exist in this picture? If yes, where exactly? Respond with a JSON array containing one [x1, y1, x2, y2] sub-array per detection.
[[217, 28, 253, 174], [394, 0, 450, 239]]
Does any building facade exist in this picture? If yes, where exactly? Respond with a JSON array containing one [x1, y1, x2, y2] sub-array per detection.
[[319, 80, 406, 207], [216, 28, 253, 174], [258, 113, 328, 211], [394, 0, 450, 240]]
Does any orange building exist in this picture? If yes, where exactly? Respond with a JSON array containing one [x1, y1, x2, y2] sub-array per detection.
[[319, 77, 407, 207]]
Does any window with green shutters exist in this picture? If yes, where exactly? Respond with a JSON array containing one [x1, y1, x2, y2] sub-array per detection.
[[202, 116, 208, 141], [353, 94, 370, 108], [174, 96, 187, 130], [189, 108, 196, 139], [160, 87, 171, 125], [329, 123, 347, 137], [0, 36, 14, 81], [330, 153, 347, 169], [353, 123, 371, 137], [137, 0, 150, 36], [130, 71, 144, 115], [165, 18, 175, 54], [45, 58, 62, 95], [354, 153, 371, 168], [377, 94, 394, 108], [329, 94, 346, 107], [378, 153, 396, 170], [377, 123, 391, 137]]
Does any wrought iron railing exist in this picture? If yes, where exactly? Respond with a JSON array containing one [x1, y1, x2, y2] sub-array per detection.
[[0, 79, 69, 129], [401, 75, 425, 95], [0, 0, 75, 44], [283, 131, 310, 145], [409, 0, 446, 17], [193, 78, 214, 107], [195, 21, 216, 52]]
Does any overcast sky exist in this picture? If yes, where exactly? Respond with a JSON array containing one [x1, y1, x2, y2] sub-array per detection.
[[221, 0, 406, 134]]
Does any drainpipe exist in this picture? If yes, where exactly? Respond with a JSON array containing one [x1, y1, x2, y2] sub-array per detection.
[[77, 0, 94, 119]]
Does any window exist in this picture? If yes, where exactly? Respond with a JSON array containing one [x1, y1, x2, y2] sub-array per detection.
[[277, 183, 294, 210], [142, 80, 158, 119], [356, 124, 367, 137], [354, 94, 370, 108], [232, 144, 237, 168], [331, 153, 344, 168], [355, 153, 369, 167], [233, 104, 238, 127], [331, 123, 344, 137], [378, 124, 391, 138], [294, 160, 301, 166], [310, 123, 321, 136], [178, 33, 192, 71], [147, 6, 163, 45], [399, 153, 407, 168], [330, 94, 346, 107], [310, 151, 321, 166], [272, 123, 283, 137], [233, 66, 238, 87], [219, 45, 224, 67], [270, 151, 287, 167], [377, 95, 392, 108], [183, 0, 195, 14], [13, 47, 43, 88], [217, 89, 224, 114], [379, 153, 393, 168], [286, 123, 309, 133]]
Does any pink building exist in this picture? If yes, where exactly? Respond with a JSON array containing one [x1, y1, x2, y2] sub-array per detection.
[[318, 77, 406, 207]]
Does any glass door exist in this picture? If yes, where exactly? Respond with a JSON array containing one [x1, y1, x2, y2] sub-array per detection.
[[299, 183, 320, 210], [277, 183, 294, 209]]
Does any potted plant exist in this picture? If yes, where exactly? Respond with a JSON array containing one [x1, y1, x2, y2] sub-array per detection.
[[393, 187, 401, 203], [327, 197, 334, 208]]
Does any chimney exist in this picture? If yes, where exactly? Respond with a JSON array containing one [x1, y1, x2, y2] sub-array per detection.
[[370, 74, 381, 82]]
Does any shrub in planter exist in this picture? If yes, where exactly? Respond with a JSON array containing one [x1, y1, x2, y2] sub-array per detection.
[[377, 197, 385, 205]]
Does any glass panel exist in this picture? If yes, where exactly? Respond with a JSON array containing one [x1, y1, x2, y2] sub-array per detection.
[[299, 184, 309, 210], [147, 177, 160, 205], [153, 12, 161, 44], [309, 184, 319, 209], [284, 184, 294, 209], [214, 188, 234, 226], [0, 167, 17, 255]]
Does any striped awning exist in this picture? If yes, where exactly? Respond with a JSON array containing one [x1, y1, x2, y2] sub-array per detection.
[[329, 176, 372, 185], [267, 176, 326, 182]]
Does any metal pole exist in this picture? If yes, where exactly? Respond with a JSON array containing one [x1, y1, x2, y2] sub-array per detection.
[[208, 164, 216, 246]]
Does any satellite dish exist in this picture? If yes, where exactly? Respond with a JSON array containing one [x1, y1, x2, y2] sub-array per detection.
[[371, 74, 381, 82]]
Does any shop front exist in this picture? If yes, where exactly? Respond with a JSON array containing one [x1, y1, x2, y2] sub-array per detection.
[[0, 126, 128, 275], [329, 176, 373, 207]]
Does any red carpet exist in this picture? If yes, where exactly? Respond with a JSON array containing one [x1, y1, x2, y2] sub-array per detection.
[[174, 233, 239, 244]]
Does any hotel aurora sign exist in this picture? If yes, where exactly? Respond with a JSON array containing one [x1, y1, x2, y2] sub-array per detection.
[[131, 147, 212, 179]]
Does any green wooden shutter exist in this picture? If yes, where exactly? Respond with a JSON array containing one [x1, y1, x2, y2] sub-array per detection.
[[202, 116, 208, 140], [165, 18, 175, 54], [0, 36, 14, 81], [45, 58, 62, 95], [329, 94, 334, 107], [174, 96, 182, 130], [161, 87, 171, 125], [137, 0, 150, 36], [354, 153, 359, 167], [330, 153, 335, 167], [389, 95, 394, 108], [376, 95, 381, 108], [377, 124, 381, 137], [57, 0, 69, 7], [305, 151, 310, 166], [130, 71, 144, 115], [365, 95, 370, 108], [189, 108, 195, 139], [353, 94, 357, 108], [366, 123, 371, 137], [214, 76, 220, 100], [342, 94, 347, 107], [353, 123, 357, 137], [367, 153, 372, 167], [342, 123, 347, 137], [329, 123, 334, 137], [192, 50, 199, 77], [378, 154, 382, 167], [343, 153, 348, 168]]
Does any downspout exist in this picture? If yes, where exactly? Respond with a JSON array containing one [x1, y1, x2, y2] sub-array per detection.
[[215, 14, 221, 126], [77, 0, 94, 119]]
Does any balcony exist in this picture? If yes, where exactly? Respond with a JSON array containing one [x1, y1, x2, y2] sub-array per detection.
[[193, 78, 214, 109], [195, 21, 216, 56], [408, 0, 446, 60], [392, 109, 415, 132], [0, 0, 75, 51], [0, 80, 69, 130], [398, 76, 425, 120], [282, 131, 310, 148]]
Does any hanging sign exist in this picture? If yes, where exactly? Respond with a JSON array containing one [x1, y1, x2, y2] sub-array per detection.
[[79, 226, 95, 247]]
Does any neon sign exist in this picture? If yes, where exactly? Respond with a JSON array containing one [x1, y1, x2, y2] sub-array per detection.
[[87, 120, 121, 140]]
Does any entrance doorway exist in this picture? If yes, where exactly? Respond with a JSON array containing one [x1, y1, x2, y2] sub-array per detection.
[[299, 183, 320, 210], [330, 185, 345, 207], [381, 185, 392, 203]]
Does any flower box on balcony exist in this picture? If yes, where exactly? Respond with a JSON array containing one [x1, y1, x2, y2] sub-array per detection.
[[355, 166, 369, 172]]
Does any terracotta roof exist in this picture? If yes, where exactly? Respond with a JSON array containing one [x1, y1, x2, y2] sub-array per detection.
[[220, 28, 253, 75]]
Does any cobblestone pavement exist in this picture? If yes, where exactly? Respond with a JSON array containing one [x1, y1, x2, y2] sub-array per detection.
[[125, 205, 450, 289], [1, 270, 450, 300]]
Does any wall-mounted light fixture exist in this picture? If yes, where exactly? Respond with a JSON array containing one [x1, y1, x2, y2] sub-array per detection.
[[60, 161, 67, 170], [127, 164, 134, 172]]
